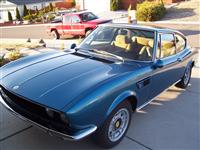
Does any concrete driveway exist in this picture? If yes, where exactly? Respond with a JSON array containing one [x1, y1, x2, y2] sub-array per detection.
[[0, 67, 199, 150]]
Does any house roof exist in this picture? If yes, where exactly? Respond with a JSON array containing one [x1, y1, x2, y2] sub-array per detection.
[[8, 0, 62, 5]]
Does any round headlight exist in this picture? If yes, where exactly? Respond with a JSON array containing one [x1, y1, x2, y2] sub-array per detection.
[[60, 113, 68, 124], [46, 108, 54, 118]]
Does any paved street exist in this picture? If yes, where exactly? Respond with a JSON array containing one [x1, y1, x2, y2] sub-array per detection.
[[0, 67, 199, 150], [1, 23, 200, 47]]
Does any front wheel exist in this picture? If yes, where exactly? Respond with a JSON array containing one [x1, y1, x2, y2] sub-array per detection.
[[93, 101, 132, 148], [176, 64, 192, 88]]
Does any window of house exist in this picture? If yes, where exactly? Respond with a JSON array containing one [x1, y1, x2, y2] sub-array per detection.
[[159, 33, 176, 58], [175, 34, 186, 53]]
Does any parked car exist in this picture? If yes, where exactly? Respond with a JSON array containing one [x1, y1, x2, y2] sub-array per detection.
[[47, 11, 111, 39], [0, 24, 198, 148]]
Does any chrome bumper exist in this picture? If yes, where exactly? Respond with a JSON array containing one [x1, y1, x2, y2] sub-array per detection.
[[0, 95, 97, 140]]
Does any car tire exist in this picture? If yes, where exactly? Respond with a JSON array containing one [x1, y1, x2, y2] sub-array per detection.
[[85, 30, 92, 37], [51, 30, 60, 40], [93, 101, 132, 148], [176, 64, 192, 89]]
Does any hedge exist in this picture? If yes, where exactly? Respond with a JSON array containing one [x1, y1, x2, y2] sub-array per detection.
[[110, 0, 120, 11], [136, 1, 166, 21]]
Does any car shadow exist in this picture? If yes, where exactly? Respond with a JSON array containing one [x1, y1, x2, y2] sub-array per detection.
[[127, 75, 199, 149]]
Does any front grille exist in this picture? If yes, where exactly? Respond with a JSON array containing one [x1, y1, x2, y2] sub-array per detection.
[[0, 86, 72, 134]]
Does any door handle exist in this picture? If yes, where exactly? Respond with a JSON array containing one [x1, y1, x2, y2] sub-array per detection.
[[177, 58, 182, 62]]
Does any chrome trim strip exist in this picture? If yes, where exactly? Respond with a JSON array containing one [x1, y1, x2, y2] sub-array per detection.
[[0, 95, 97, 140]]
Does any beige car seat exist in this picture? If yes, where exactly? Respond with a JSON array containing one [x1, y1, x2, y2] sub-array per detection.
[[136, 37, 154, 57], [160, 41, 175, 58], [112, 35, 131, 51]]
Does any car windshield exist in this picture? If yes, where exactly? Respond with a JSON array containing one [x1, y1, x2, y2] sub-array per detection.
[[79, 26, 155, 61], [79, 12, 98, 22]]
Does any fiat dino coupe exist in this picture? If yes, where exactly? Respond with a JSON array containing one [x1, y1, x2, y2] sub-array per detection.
[[0, 24, 198, 148]]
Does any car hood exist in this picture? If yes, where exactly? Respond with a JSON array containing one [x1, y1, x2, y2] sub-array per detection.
[[0, 51, 139, 110]]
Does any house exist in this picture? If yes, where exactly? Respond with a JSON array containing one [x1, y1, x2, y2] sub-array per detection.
[[75, 0, 185, 14], [0, 0, 62, 22]]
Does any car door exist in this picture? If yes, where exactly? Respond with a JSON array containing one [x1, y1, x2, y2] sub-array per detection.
[[71, 15, 84, 35], [149, 32, 181, 99], [62, 15, 72, 35]]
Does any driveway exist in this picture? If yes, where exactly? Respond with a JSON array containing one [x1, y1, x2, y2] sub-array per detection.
[[162, 0, 200, 22], [0, 67, 199, 150]]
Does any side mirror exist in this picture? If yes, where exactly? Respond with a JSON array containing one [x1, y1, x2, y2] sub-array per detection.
[[70, 43, 77, 49], [153, 59, 164, 69]]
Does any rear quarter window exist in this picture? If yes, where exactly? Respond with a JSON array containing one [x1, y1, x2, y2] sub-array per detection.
[[158, 33, 176, 59], [175, 34, 186, 53]]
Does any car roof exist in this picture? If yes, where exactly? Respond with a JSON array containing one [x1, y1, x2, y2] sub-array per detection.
[[100, 23, 185, 36]]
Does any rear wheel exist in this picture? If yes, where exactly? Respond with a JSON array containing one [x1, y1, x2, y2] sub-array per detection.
[[51, 30, 60, 40], [93, 101, 132, 148], [176, 64, 192, 88]]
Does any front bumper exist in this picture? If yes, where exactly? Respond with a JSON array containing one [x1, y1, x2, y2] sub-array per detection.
[[0, 95, 97, 140]]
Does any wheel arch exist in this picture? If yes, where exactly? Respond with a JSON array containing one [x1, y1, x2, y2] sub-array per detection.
[[106, 90, 138, 117], [50, 28, 57, 32], [85, 27, 93, 34]]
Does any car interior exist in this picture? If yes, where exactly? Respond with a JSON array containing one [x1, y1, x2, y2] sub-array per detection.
[[81, 27, 183, 62], [82, 28, 156, 61]]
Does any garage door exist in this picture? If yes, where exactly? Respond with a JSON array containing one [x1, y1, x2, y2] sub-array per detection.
[[84, 0, 110, 14]]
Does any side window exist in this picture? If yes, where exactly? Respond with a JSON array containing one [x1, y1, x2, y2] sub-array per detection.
[[160, 33, 176, 58], [63, 16, 71, 24], [71, 16, 81, 23], [175, 34, 186, 52]]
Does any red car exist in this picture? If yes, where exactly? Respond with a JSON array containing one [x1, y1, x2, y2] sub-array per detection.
[[47, 12, 111, 39]]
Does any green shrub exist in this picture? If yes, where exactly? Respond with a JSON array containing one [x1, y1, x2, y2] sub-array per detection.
[[49, 3, 54, 12], [16, 7, 21, 20], [0, 53, 10, 66], [110, 0, 120, 11], [35, 8, 39, 15], [35, 17, 42, 22], [71, 0, 76, 7], [23, 5, 28, 16], [23, 15, 32, 21], [8, 11, 13, 22], [48, 14, 55, 21], [136, 1, 166, 21], [8, 50, 22, 61], [37, 11, 44, 18]]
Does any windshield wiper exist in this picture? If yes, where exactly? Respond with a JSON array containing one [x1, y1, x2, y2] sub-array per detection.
[[75, 48, 124, 63], [88, 49, 124, 63]]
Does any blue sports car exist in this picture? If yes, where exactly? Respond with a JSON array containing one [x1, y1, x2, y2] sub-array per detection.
[[0, 24, 198, 148]]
